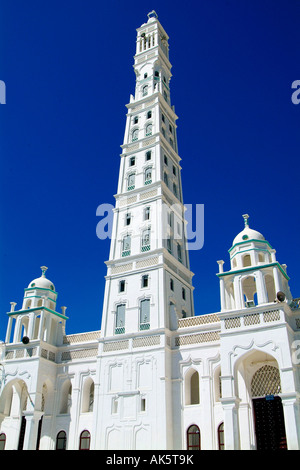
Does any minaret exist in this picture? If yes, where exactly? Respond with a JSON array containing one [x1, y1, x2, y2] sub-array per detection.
[[5, 267, 67, 346], [216, 215, 293, 311], [100, 11, 195, 338]]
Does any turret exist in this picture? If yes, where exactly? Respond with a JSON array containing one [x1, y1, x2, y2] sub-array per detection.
[[5, 267, 68, 346], [217, 215, 292, 311]]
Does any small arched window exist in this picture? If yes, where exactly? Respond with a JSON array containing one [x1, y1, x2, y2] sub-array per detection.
[[56, 431, 67, 450], [122, 235, 131, 257], [187, 425, 200, 450], [115, 304, 125, 335], [185, 369, 200, 405], [218, 423, 225, 450], [141, 228, 151, 251], [127, 173, 135, 191], [142, 85, 148, 96], [146, 123, 152, 136], [144, 167, 152, 184], [132, 129, 138, 142], [79, 430, 91, 450], [140, 299, 150, 330]]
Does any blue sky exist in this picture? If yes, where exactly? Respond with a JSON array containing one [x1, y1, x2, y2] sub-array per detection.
[[0, 0, 299, 338]]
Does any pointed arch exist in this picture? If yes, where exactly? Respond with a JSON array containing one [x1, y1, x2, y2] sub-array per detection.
[[81, 377, 94, 413], [184, 368, 200, 405]]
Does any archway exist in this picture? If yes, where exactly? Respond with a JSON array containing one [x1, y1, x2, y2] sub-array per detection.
[[251, 365, 287, 450]]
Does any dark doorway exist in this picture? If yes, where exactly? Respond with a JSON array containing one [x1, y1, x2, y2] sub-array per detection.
[[253, 396, 287, 450], [18, 416, 26, 450]]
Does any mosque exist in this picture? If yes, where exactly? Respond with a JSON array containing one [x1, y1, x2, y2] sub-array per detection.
[[0, 12, 299, 450]]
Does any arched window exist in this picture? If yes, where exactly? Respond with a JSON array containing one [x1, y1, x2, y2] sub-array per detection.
[[115, 304, 125, 334], [132, 129, 138, 142], [56, 430, 67, 450], [122, 235, 131, 257], [187, 425, 200, 450], [185, 369, 200, 405], [127, 173, 135, 191], [0, 433, 6, 450], [146, 123, 152, 136], [82, 379, 94, 413], [79, 430, 91, 450], [142, 85, 148, 97], [141, 228, 151, 252], [218, 423, 225, 450], [144, 167, 152, 185], [140, 299, 150, 330], [60, 381, 72, 414], [251, 365, 281, 398]]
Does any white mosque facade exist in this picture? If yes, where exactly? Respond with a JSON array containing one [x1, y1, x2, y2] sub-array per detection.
[[0, 12, 300, 451]]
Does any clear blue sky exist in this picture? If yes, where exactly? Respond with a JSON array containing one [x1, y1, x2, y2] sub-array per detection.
[[0, 0, 299, 338]]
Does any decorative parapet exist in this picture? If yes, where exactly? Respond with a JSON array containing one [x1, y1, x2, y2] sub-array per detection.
[[219, 304, 286, 333], [178, 313, 220, 329], [62, 331, 101, 344]]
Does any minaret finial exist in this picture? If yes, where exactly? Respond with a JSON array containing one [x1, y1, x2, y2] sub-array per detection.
[[242, 214, 249, 228], [147, 10, 158, 20], [40, 266, 48, 278]]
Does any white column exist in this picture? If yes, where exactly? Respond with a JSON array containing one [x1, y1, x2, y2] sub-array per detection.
[[13, 316, 21, 343], [37, 309, 45, 340], [217, 261, 226, 311], [256, 270, 268, 304], [220, 397, 241, 450], [233, 277, 243, 309], [281, 393, 300, 450], [5, 316, 14, 343], [273, 266, 282, 294], [27, 312, 35, 339], [22, 410, 43, 450], [219, 278, 226, 311]]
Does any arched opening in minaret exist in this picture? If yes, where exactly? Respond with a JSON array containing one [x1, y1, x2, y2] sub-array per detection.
[[242, 254, 251, 267], [242, 275, 257, 307], [265, 274, 276, 303]]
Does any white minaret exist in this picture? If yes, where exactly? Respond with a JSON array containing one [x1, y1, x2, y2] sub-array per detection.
[[216, 215, 293, 311], [100, 11, 195, 338]]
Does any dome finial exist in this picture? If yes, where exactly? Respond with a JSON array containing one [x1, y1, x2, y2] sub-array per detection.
[[40, 266, 48, 278], [242, 214, 249, 228]]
